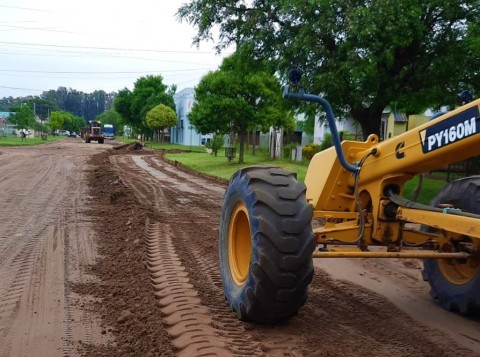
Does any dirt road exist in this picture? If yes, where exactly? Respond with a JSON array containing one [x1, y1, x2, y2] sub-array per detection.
[[0, 140, 479, 356], [0, 139, 110, 356]]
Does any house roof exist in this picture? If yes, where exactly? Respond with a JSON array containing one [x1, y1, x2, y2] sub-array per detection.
[[393, 112, 408, 122]]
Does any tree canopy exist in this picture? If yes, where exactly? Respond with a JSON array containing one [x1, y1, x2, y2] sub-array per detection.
[[189, 52, 294, 164], [179, 0, 480, 138], [114, 75, 176, 137], [145, 104, 178, 142], [97, 110, 124, 135], [40, 88, 115, 120], [48, 111, 65, 132], [48, 110, 85, 134], [8, 105, 35, 130]]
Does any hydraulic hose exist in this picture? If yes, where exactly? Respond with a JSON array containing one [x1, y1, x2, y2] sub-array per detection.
[[385, 188, 480, 219], [283, 85, 358, 174]]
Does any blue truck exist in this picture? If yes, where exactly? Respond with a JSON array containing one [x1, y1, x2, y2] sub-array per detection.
[[103, 124, 115, 140]]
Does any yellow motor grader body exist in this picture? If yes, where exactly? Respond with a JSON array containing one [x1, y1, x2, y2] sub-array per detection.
[[219, 84, 480, 323], [306, 98, 480, 252]]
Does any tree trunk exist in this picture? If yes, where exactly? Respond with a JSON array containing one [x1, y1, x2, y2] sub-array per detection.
[[238, 131, 246, 164], [352, 105, 384, 141], [252, 130, 256, 155]]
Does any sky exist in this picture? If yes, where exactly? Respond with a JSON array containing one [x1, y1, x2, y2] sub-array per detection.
[[0, 0, 230, 98]]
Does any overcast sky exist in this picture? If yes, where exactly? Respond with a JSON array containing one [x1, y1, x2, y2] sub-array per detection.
[[0, 0, 229, 98]]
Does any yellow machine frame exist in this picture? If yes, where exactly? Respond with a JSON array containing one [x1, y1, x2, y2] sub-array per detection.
[[305, 98, 480, 259]]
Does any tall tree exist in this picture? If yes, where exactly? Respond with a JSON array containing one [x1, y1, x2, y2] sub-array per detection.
[[189, 52, 294, 164], [114, 76, 176, 137], [40, 88, 114, 119], [178, 0, 480, 138], [113, 88, 134, 125]]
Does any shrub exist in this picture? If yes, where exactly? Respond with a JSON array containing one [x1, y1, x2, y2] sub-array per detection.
[[302, 143, 322, 160], [206, 134, 225, 157], [283, 142, 299, 159], [320, 133, 334, 151]]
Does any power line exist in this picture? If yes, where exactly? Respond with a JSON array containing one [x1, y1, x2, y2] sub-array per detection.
[[0, 48, 219, 66], [0, 68, 212, 74], [0, 41, 221, 55], [0, 85, 43, 92]]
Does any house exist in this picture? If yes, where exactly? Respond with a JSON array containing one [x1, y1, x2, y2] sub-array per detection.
[[171, 88, 211, 146], [383, 111, 429, 140], [0, 112, 15, 136]]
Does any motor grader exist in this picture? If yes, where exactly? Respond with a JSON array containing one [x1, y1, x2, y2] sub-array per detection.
[[84, 120, 105, 144], [219, 73, 480, 323]]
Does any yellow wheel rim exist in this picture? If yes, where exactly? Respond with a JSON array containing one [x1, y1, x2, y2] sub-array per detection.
[[228, 202, 252, 286], [438, 256, 480, 285]]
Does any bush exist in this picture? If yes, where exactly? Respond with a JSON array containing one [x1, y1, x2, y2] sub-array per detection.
[[206, 134, 225, 157], [320, 133, 333, 151], [302, 143, 322, 160], [283, 142, 299, 159]]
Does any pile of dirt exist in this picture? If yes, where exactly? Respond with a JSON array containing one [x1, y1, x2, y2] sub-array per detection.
[[74, 150, 175, 356]]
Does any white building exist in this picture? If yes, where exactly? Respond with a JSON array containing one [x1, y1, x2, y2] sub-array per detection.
[[171, 88, 211, 146]]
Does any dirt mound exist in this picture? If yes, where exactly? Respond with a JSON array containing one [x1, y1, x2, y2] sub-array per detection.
[[76, 151, 175, 356]]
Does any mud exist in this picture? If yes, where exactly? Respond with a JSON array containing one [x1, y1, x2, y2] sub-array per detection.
[[0, 140, 479, 356]]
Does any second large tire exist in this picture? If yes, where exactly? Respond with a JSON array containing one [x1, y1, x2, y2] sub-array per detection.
[[423, 176, 480, 314], [219, 166, 315, 324]]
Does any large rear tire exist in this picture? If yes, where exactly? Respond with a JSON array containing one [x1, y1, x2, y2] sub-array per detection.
[[423, 176, 480, 314], [219, 166, 315, 323]]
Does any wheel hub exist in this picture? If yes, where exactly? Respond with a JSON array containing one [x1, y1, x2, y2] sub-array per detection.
[[228, 202, 252, 286], [438, 256, 480, 285]]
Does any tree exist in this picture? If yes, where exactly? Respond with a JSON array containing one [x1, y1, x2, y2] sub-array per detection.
[[114, 76, 176, 138], [41, 88, 115, 120], [47, 110, 83, 133], [145, 104, 178, 142], [24, 98, 56, 121], [206, 134, 225, 157], [189, 52, 293, 164], [178, 0, 480, 139], [48, 111, 65, 132], [113, 88, 133, 124], [8, 105, 35, 130], [64, 115, 86, 134], [97, 110, 124, 135]]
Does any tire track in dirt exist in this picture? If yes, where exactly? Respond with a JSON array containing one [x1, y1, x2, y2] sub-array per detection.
[[0, 141, 109, 356], [144, 219, 232, 356], [112, 153, 264, 356], [110, 155, 166, 210], [0, 153, 63, 355], [108, 149, 480, 356]]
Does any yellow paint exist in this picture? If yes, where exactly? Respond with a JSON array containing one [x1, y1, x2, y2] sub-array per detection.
[[306, 99, 480, 249], [228, 202, 251, 285]]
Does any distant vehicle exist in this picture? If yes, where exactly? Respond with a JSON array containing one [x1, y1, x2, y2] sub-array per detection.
[[69, 131, 77, 137], [103, 124, 115, 140], [56, 129, 69, 136], [84, 121, 104, 144]]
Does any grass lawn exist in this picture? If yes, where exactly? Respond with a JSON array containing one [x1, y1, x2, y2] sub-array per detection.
[[402, 175, 447, 205], [166, 148, 308, 181], [0, 135, 66, 146]]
